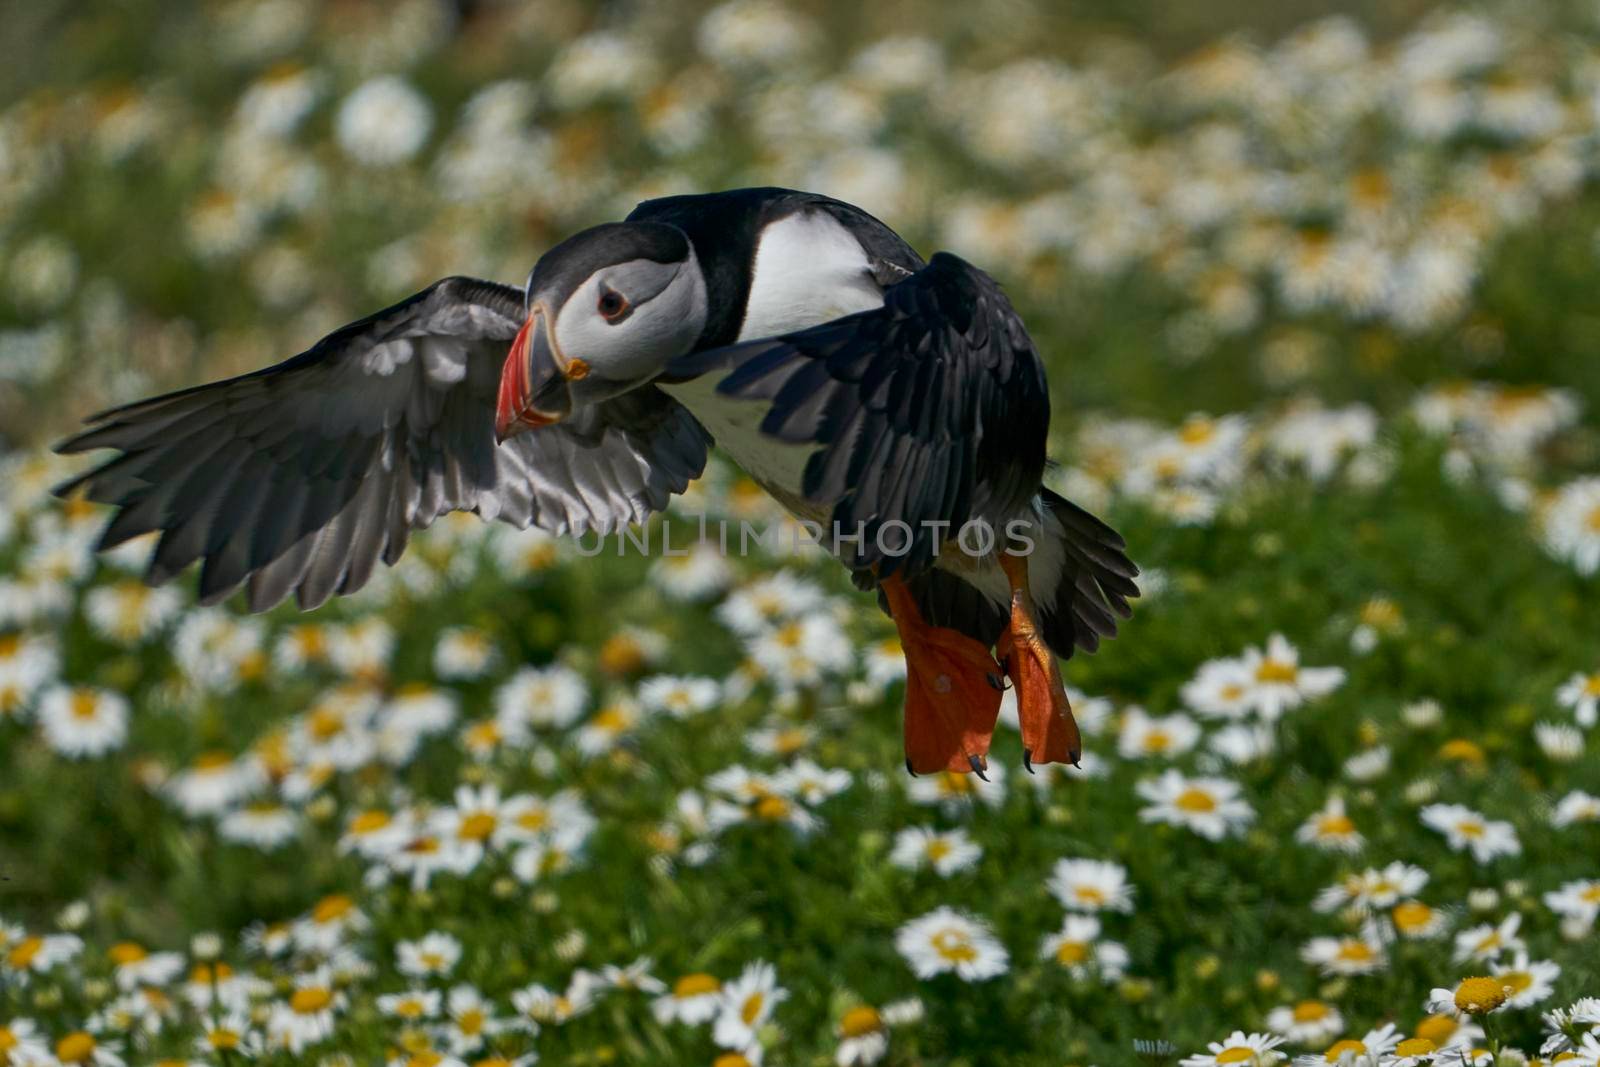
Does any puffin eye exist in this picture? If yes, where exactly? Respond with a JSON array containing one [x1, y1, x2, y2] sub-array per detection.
[[597, 288, 630, 323]]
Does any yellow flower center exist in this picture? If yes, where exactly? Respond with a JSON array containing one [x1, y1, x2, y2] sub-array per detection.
[[6, 937, 43, 969], [307, 707, 346, 741], [291, 987, 334, 1014], [1439, 738, 1485, 763], [409, 1053, 444, 1067], [1174, 788, 1217, 813], [1074, 886, 1107, 906], [1456, 819, 1485, 838], [208, 1028, 241, 1050], [938, 772, 974, 795], [457, 1009, 484, 1035], [925, 839, 953, 862], [930, 929, 976, 962], [457, 812, 497, 841], [1414, 1014, 1457, 1043], [1582, 673, 1600, 697], [1317, 814, 1356, 836], [1581, 885, 1600, 903], [0, 634, 19, 658], [0, 1027, 18, 1053], [1054, 940, 1090, 965], [1179, 419, 1216, 446], [740, 992, 765, 1025], [1143, 730, 1172, 752], [1293, 1000, 1330, 1022], [194, 750, 233, 771], [190, 963, 234, 983], [1586, 504, 1600, 533], [1498, 970, 1532, 993], [1216, 1048, 1258, 1064], [1220, 683, 1245, 701], [1324, 1039, 1367, 1061], [1454, 975, 1508, 1013], [312, 894, 354, 924], [350, 810, 391, 834], [1360, 599, 1401, 627], [393, 997, 427, 1018], [753, 795, 790, 820], [840, 1006, 883, 1038], [56, 1033, 96, 1064], [673, 973, 719, 998], [1395, 1037, 1436, 1056], [70, 691, 100, 720], [516, 808, 550, 832], [1255, 659, 1298, 684], [591, 706, 630, 733], [1334, 940, 1375, 963], [713, 1055, 753, 1067], [1392, 901, 1434, 931], [108, 941, 147, 965]]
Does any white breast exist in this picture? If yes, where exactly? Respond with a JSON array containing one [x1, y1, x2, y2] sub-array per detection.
[[736, 210, 886, 342]]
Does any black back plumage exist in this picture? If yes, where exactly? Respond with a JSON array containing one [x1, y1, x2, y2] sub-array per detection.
[[668, 252, 1050, 578]]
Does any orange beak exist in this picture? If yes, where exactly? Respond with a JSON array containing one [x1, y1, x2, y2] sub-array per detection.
[[495, 310, 572, 443]]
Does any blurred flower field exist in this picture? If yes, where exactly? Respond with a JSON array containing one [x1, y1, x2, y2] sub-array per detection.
[[4, 0, 1600, 1064]]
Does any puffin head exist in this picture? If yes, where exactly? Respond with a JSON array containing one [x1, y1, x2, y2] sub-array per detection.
[[496, 221, 707, 442]]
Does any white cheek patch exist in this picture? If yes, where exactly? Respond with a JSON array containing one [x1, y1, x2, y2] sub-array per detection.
[[738, 210, 886, 342]]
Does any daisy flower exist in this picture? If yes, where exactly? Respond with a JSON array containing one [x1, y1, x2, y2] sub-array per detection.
[[2, 933, 83, 985], [1540, 476, 1600, 575], [432, 626, 500, 680], [1419, 804, 1520, 863], [894, 907, 1009, 981], [713, 960, 788, 1049], [1181, 1030, 1285, 1066], [1300, 922, 1388, 976], [439, 984, 515, 1054], [1490, 950, 1560, 1008], [649, 543, 733, 599], [1237, 634, 1346, 720], [1543, 878, 1600, 928], [377, 988, 441, 1022], [83, 580, 182, 644], [599, 957, 666, 994], [1047, 858, 1136, 914], [835, 1003, 890, 1065], [163, 751, 267, 817], [45, 1030, 124, 1067], [1038, 916, 1128, 982], [194, 1010, 261, 1059], [1551, 790, 1600, 827], [1292, 1023, 1399, 1066], [397, 932, 463, 978], [266, 968, 344, 1053], [653, 973, 723, 1024], [573, 698, 644, 757], [1390, 899, 1449, 940], [1183, 657, 1259, 720], [1452, 912, 1524, 964], [1555, 668, 1600, 727], [218, 801, 300, 850], [1312, 862, 1428, 914], [292, 894, 369, 954], [1136, 770, 1255, 840], [888, 827, 983, 877], [638, 674, 721, 718], [36, 685, 129, 758], [1266, 1000, 1344, 1047], [772, 759, 852, 804], [495, 665, 589, 731], [1295, 795, 1364, 853], [0, 1018, 49, 1065], [106, 941, 184, 990], [1117, 706, 1201, 759], [905, 764, 1007, 812]]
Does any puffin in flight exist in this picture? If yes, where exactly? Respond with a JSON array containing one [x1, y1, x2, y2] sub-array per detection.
[[55, 187, 1138, 776]]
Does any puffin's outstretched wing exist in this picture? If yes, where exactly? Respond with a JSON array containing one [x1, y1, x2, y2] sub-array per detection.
[[55, 277, 709, 612], [667, 252, 1049, 576]]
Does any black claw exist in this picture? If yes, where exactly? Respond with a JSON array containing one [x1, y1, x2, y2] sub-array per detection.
[[967, 754, 990, 781], [905, 758, 918, 777], [1069, 750, 1082, 769], [985, 673, 1006, 692], [1022, 748, 1035, 774]]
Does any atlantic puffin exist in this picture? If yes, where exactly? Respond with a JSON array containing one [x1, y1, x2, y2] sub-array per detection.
[[55, 187, 1138, 776]]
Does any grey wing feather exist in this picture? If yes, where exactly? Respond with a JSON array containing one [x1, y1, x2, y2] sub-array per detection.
[[55, 276, 709, 612]]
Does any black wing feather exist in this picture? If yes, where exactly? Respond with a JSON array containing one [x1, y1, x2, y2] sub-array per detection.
[[56, 276, 710, 612]]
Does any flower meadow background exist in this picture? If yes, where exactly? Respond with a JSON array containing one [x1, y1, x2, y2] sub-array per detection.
[[3, 0, 1600, 1064]]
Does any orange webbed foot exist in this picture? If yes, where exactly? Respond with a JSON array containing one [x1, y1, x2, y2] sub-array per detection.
[[998, 554, 1082, 771], [881, 576, 1004, 776]]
